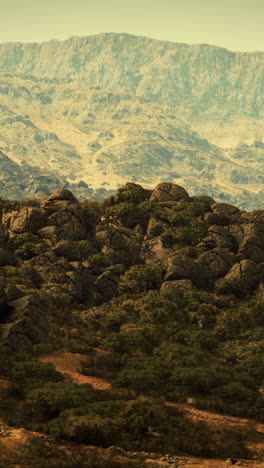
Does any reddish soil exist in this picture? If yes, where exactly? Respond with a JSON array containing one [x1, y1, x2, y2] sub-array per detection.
[[39, 351, 112, 390]]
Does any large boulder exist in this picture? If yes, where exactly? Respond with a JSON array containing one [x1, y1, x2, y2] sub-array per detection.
[[28, 251, 72, 278], [228, 223, 264, 263], [39, 189, 88, 242], [164, 255, 209, 288], [141, 237, 170, 262], [150, 183, 189, 203], [203, 212, 231, 226], [0, 295, 50, 352], [146, 217, 165, 237], [94, 266, 122, 302], [96, 220, 140, 265], [240, 210, 264, 225], [38, 226, 60, 244], [218, 260, 264, 296], [211, 203, 241, 224], [52, 240, 80, 260], [44, 189, 77, 204], [48, 206, 87, 241], [199, 225, 237, 252], [3, 206, 47, 234], [65, 264, 94, 302], [198, 248, 237, 278], [237, 224, 264, 263]]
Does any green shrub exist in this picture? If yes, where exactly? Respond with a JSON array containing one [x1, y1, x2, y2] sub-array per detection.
[[12, 233, 47, 259], [11, 361, 63, 383], [45, 287, 73, 307], [118, 264, 162, 294], [114, 356, 172, 392], [122, 396, 168, 434], [81, 200, 102, 228], [50, 414, 120, 445], [24, 382, 96, 421], [0, 265, 39, 288], [104, 183, 148, 207]]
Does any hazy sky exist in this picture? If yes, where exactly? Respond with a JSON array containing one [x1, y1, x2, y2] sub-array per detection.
[[0, 0, 263, 51]]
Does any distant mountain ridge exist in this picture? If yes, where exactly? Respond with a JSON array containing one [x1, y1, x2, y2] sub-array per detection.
[[0, 71, 263, 208], [0, 33, 263, 146]]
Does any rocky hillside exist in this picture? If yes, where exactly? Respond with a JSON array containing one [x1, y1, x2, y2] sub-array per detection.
[[0, 183, 263, 465], [0, 33, 263, 146], [0, 72, 263, 208]]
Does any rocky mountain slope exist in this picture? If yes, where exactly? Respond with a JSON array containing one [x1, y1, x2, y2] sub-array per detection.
[[0, 33, 263, 146], [0, 149, 103, 201], [0, 72, 263, 208], [0, 183, 263, 465]]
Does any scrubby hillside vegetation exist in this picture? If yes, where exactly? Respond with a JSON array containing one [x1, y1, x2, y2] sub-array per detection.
[[0, 182, 264, 466]]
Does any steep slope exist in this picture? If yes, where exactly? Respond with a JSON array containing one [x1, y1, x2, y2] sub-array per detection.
[[0, 72, 263, 208], [0, 184, 264, 466], [0, 33, 263, 146], [0, 149, 106, 201]]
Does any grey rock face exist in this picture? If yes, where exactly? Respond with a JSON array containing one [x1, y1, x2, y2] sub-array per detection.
[[150, 183, 190, 203]]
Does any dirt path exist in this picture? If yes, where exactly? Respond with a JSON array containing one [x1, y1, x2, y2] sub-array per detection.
[[165, 401, 264, 462], [39, 351, 112, 390], [165, 401, 264, 433]]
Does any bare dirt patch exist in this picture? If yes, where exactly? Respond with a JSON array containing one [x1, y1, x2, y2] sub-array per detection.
[[39, 351, 112, 390]]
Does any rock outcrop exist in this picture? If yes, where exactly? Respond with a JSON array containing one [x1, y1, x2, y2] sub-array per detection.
[[0, 183, 263, 351]]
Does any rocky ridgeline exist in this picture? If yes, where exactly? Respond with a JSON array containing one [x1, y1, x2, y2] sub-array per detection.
[[0, 183, 263, 352]]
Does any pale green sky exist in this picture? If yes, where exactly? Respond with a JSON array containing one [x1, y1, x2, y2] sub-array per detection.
[[0, 0, 263, 51]]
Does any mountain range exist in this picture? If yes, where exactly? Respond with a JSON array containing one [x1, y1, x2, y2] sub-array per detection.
[[0, 33, 263, 208], [0, 33, 263, 146]]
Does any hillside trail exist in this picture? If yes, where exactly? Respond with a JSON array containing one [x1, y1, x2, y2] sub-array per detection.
[[37, 351, 264, 463], [38, 351, 264, 432], [165, 401, 264, 433], [39, 350, 112, 390], [165, 401, 264, 462]]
